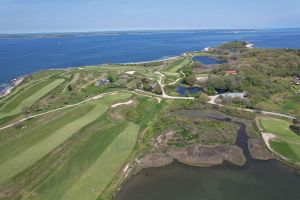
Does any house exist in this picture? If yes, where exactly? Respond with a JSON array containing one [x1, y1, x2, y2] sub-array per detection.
[[196, 76, 208, 83], [291, 77, 300, 85], [220, 92, 245, 99], [225, 70, 237, 75], [95, 78, 110, 86]]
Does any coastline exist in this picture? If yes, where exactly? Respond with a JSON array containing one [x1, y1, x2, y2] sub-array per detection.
[[117, 53, 187, 65], [0, 40, 255, 99], [0, 76, 25, 98], [0, 52, 189, 98]]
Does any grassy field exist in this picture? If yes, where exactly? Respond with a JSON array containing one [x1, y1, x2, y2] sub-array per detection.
[[260, 117, 300, 163], [84, 65, 156, 78], [69, 73, 80, 85], [61, 123, 139, 200], [256, 92, 300, 118], [0, 92, 132, 185], [162, 58, 190, 73], [0, 79, 65, 119]]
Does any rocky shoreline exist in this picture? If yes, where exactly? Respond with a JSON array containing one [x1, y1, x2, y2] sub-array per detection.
[[139, 144, 246, 169], [0, 76, 24, 98]]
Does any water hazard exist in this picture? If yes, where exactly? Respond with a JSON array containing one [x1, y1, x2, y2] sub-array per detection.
[[193, 56, 226, 65]]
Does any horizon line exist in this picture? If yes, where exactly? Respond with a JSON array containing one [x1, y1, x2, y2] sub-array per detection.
[[1, 27, 300, 35]]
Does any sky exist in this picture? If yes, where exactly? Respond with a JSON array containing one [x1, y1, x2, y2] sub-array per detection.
[[0, 0, 299, 33]]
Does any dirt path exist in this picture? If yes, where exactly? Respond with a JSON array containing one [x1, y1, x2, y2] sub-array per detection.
[[154, 71, 194, 100], [208, 95, 295, 120]]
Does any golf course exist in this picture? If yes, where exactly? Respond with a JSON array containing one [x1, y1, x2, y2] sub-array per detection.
[[0, 78, 65, 119], [260, 117, 300, 164], [1, 41, 300, 200], [0, 65, 167, 199]]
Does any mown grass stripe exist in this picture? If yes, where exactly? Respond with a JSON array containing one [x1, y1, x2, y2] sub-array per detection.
[[0, 79, 65, 119], [0, 102, 108, 184], [61, 122, 139, 200], [0, 104, 95, 164]]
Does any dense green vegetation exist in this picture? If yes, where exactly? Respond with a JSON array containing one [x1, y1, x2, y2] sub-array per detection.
[[200, 42, 300, 117]]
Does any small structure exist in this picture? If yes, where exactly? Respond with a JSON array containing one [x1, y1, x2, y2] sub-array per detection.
[[291, 77, 300, 85], [196, 76, 208, 83], [225, 70, 237, 75], [95, 78, 110, 86], [220, 92, 245, 98]]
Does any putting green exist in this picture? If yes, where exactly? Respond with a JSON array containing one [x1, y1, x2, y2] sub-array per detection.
[[0, 93, 132, 184], [0, 79, 65, 119], [260, 117, 300, 163], [61, 122, 139, 200]]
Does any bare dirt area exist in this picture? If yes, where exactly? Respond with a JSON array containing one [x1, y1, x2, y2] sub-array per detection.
[[139, 153, 173, 168], [155, 131, 176, 151], [168, 144, 246, 167], [139, 144, 246, 169], [248, 138, 273, 160]]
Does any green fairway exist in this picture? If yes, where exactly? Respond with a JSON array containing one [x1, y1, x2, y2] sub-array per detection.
[[162, 58, 190, 73], [85, 65, 156, 78], [61, 122, 139, 200], [260, 117, 300, 163], [0, 79, 65, 119], [0, 104, 95, 164], [21, 118, 138, 200], [0, 92, 132, 184], [260, 118, 293, 137]]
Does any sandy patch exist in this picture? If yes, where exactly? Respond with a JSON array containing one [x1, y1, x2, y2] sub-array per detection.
[[261, 133, 276, 150], [246, 43, 254, 49], [111, 100, 134, 108], [261, 132, 290, 161], [125, 71, 136, 75], [156, 97, 162, 103]]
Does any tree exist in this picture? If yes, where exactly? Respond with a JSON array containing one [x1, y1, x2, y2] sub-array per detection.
[[143, 83, 152, 91], [67, 84, 73, 91], [153, 85, 162, 95], [107, 74, 115, 82]]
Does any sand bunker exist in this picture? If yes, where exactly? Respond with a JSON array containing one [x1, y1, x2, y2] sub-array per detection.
[[111, 100, 134, 108]]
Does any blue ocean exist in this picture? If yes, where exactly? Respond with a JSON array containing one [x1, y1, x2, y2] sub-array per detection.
[[0, 29, 300, 87]]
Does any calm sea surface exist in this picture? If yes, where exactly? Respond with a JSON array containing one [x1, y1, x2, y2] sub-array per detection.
[[0, 29, 300, 86]]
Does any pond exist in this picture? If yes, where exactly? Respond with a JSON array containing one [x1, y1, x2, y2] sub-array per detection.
[[176, 86, 203, 96], [193, 56, 226, 65], [116, 118, 300, 200]]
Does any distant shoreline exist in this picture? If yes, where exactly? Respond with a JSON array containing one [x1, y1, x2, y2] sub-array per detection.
[[0, 53, 187, 98], [0, 41, 255, 98]]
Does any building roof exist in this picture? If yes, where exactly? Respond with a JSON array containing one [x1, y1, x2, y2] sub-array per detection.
[[221, 92, 245, 98]]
